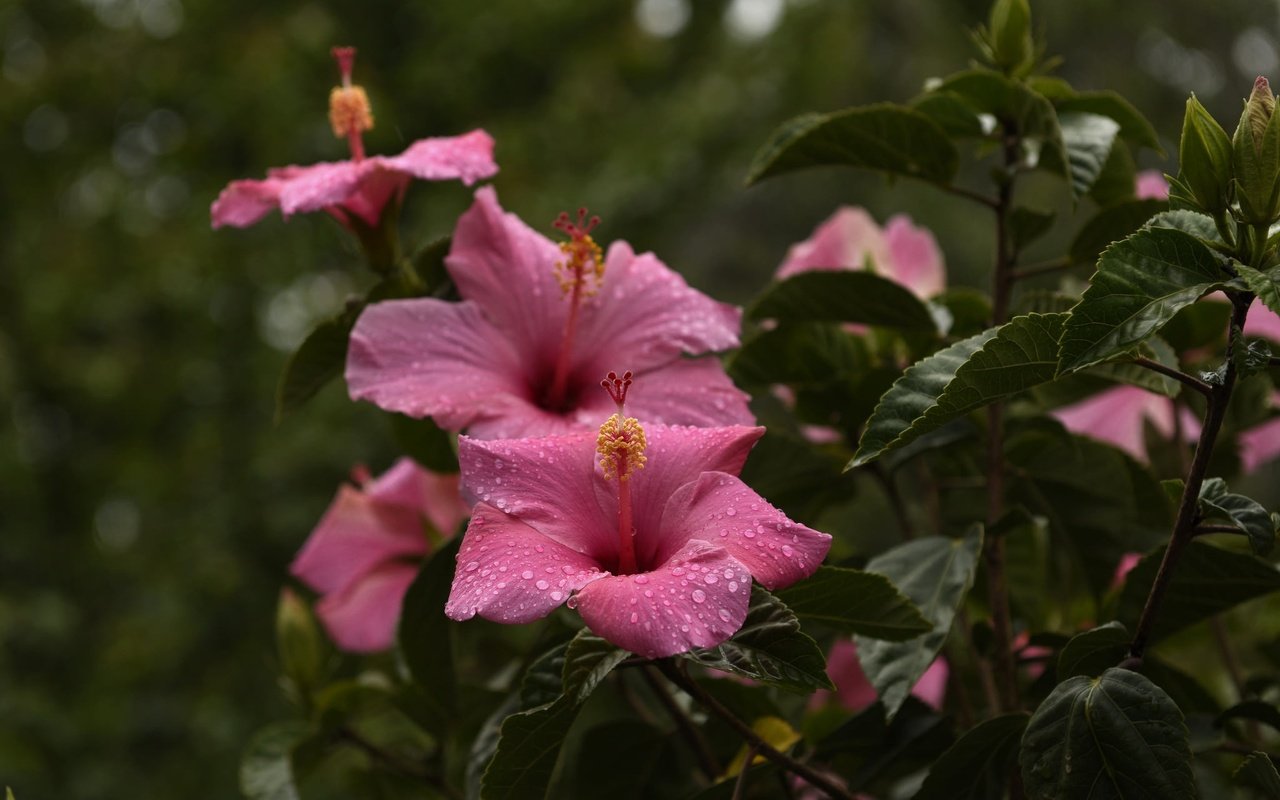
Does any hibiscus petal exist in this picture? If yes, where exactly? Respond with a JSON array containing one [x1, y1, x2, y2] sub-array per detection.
[[366, 458, 468, 537], [346, 298, 532, 432], [445, 503, 606, 623], [457, 433, 615, 561], [384, 129, 499, 186], [291, 485, 427, 596], [275, 159, 378, 218], [1241, 415, 1280, 473], [775, 206, 890, 280], [210, 178, 284, 228], [1245, 300, 1280, 342], [657, 472, 830, 589], [1050, 385, 1169, 463], [623, 357, 754, 429], [883, 215, 946, 299], [315, 560, 419, 652], [575, 242, 742, 375], [573, 540, 751, 659]]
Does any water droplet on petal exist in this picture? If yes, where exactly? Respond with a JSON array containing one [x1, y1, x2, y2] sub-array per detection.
[[536, 579, 549, 590], [521, 570, 534, 580], [692, 589, 706, 603]]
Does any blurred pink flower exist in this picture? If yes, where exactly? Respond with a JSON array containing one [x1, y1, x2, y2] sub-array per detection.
[[1240, 395, 1280, 473], [291, 458, 469, 652], [444, 386, 831, 658], [347, 187, 752, 439], [811, 638, 947, 713], [1134, 170, 1171, 200], [211, 47, 497, 231], [776, 207, 945, 300], [1050, 385, 1199, 463]]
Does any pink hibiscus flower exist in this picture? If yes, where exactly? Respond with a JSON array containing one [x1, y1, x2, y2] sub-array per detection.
[[1240, 396, 1280, 473], [211, 46, 497, 231], [346, 187, 753, 439], [776, 206, 945, 300], [444, 375, 831, 658], [811, 639, 947, 712], [291, 458, 469, 652], [1050, 385, 1198, 463], [1134, 170, 1171, 200]]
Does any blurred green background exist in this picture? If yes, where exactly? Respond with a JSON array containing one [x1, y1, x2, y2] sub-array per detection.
[[2, 0, 1276, 796]]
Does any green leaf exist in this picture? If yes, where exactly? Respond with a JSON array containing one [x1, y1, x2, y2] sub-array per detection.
[[1218, 700, 1280, 734], [411, 236, 454, 297], [1238, 264, 1280, 319], [1057, 91, 1163, 152], [1088, 139, 1140, 207], [748, 271, 938, 331], [730, 323, 864, 387], [1233, 751, 1280, 797], [274, 305, 360, 423], [1087, 337, 1181, 397], [746, 104, 958, 186], [1179, 94, 1234, 214], [1057, 621, 1130, 680], [936, 288, 993, 338], [911, 91, 987, 138], [738, 431, 857, 523], [914, 713, 1029, 800], [986, 0, 1033, 72], [240, 721, 314, 800], [565, 720, 672, 800], [775, 566, 931, 641], [1020, 668, 1195, 800], [1069, 198, 1167, 266], [481, 631, 627, 800], [815, 697, 953, 789], [398, 538, 461, 734], [1147, 209, 1226, 244], [1055, 112, 1122, 197], [1009, 207, 1056, 252], [852, 313, 1065, 467], [1118, 541, 1280, 643], [1159, 299, 1233, 352], [1200, 488, 1276, 556], [390, 413, 459, 473], [933, 70, 1066, 183], [855, 527, 983, 719], [1058, 227, 1229, 372], [682, 586, 833, 693]]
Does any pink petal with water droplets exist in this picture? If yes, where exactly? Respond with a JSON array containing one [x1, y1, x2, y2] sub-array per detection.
[[1135, 170, 1170, 200], [656, 472, 830, 589], [276, 159, 377, 218], [883, 215, 946, 299], [315, 560, 419, 652], [1241, 414, 1280, 473], [776, 207, 890, 280], [384, 129, 499, 185], [346, 298, 531, 432], [445, 503, 605, 624], [366, 457, 469, 537], [291, 484, 427, 596], [620, 357, 754, 429], [575, 242, 742, 375], [210, 177, 287, 229], [573, 540, 751, 659], [1051, 385, 1174, 463]]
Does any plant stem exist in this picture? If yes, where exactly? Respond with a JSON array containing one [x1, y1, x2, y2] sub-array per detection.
[[732, 745, 761, 800], [1195, 523, 1245, 535], [1131, 357, 1212, 397], [658, 662, 855, 800], [1129, 294, 1253, 661], [640, 665, 722, 780]]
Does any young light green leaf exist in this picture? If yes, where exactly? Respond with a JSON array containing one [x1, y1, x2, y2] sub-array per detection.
[[1233, 751, 1280, 797], [986, 0, 1033, 72], [746, 104, 958, 186], [1237, 264, 1280, 319], [1057, 621, 1130, 680], [682, 586, 833, 693], [1020, 668, 1194, 800], [1058, 227, 1229, 373], [1057, 91, 1163, 152], [914, 713, 1029, 800], [855, 527, 983, 719], [775, 566, 931, 641], [240, 721, 314, 800], [1053, 112, 1122, 197], [748, 271, 939, 331], [852, 313, 1065, 467]]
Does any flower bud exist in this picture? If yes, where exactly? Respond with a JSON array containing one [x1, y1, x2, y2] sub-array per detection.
[[1178, 94, 1234, 214], [276, 587, 325, 700], [987, 0, 1033, 73], [1232, 76, 1280, 225]]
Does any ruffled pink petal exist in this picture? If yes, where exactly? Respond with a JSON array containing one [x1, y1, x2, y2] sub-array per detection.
[[383, 129, 499, 186], [883, 215, 946, 299], [1135, 170, 1170, 200], [275, 159, 379, 219], [573, 540, 752, 658], [622, 357, 754, 429], [1051, 385, 1171, 463], [775, 207, 890, 280], [210, 177, 286, 229], [365, 458, 468, 537], [445, 503, 606, 623], [1241, 415, 1280, 473], [346, 298, 532, 432], [315, 560, 419, 652], [1245, 300, 1280, 342], [574, 242, 743, 376], [456, 432, 616, 561], [291, 484, 427, 596], [656, 472, 830, 589], [336, 168, 409, 228]]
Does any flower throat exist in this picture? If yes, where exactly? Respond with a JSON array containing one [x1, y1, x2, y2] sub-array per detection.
[[596, 371, 646, 574]]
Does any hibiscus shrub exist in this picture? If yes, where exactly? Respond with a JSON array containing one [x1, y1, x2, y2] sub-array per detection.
[[227, 2, 1280, 799]]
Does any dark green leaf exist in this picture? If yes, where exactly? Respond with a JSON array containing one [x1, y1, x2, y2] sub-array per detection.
[[816, 697, 953, 790], [1020, 668, 1194, 800], [1057, 92, 1163, 152], [411, 236, 454, 298], [936, 288, 994, 338], [914, 713, 1028, 800], [1118, 541, 1280, 642], [1147, 209, 1225, 244], [1233, 751, 1280, 797], [1088, 139, 1139, 206], [1009, 207, 1056, 252], [240, 721, 314, 800], [729, 323, 864, 387], [911, 91, 987, 138], [1058, 621, 1130, 679], [748, 271, 938, 331], [399, 538, 461, 728], [1200, 489, 1276, 556], [1087, 337, 1181, 397], [682, 586, 833, 693], [565, 720, 671, 800], [1238, 264, 1280, 320], [390, 413, 458, 473], [852, 313, 1065, 467], [1055, 112, 1122, 197], [986, 0, 1032, 72], [855, 527, 983, 719], [274, 306, 360, 423], [1058, 227, 1229, 372], [738, 431, 856, 523], [746, 104, 958, 186], [1159, 300, 1233, 353], [1069, 199, 1167, 266], [1219, 701, 1280, 734], [775, 566, 931, 641]]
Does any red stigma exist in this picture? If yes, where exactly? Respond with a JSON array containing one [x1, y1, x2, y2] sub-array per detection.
[[553, 207, 601, 241], [331, 46, 357, 85], [601, 370, 634, 408]]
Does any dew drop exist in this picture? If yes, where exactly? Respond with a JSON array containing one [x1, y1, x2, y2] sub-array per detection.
[[521, 570, 534, 580], [630, 612, 639, 624], [718, 608, 732, 622], [692, 589, 706, 603], [465, 561, 480, 572], [726, 508, 736, 517], [536, 579, 549, 590], [782, 545, 794, 557]]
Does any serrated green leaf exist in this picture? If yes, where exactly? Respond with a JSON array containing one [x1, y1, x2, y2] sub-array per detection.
[[1057, 91, 1163, 152], [852, 313, 1065, 467], [1087, 337, 1181, 397], [1020, 668, 1195, 800], [682, 586, 833, 693], [398, 538, 461, 734], [914, 713, 1029, 800], [1069, 198, 1167, 265], [775, 566, 931, 641], [1054, 112, 1122, 197], [1238, 264, 1280, 319], [855, 526, 983, 719], [1118, 541, 1280, 643], [746, 104, 958, 186], [1058, 621, 1130, 679], [1147, 209, 1226, 244], [240, 721, 314, 800], [1233, 751, 1280, 797], [748, 271, 938, 331], [1058, 227, 1229, 372], [1201, 489, 1276, 555]]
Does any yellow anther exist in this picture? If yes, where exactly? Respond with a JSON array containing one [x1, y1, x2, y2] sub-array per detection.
[[596, 413, 647, 481], [556, 235, 605, 296], [328, 86, 374, 139]]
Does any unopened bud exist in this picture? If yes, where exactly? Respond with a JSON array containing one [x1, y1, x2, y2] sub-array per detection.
[[276, 588, 325, 701], [986, 0, 1033, 74], [1233, 76, 1280, 225], [1178, 94, 1234, 214]]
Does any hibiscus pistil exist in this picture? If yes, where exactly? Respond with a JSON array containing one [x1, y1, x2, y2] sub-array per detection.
[[328, 46, 375, 162], [596, 371, 646, 574], [545, 208, 604, 409]]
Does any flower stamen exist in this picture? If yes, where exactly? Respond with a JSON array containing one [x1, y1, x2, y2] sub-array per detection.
[[544, 208, 604, 410], [596, 372, 645, 574], [328, 46, 375, 161]]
